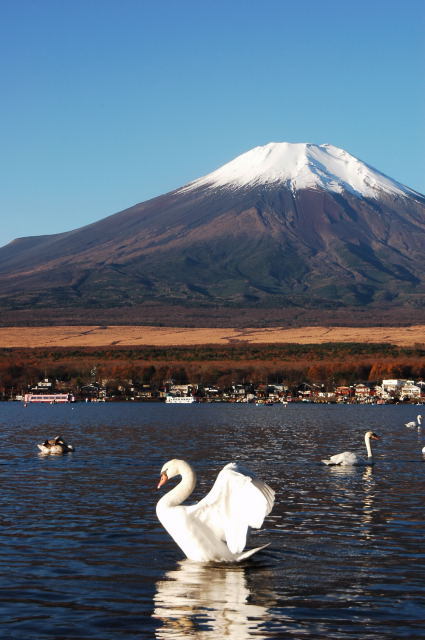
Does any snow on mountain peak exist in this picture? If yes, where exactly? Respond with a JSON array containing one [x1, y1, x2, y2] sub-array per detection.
[[183, 142, 415, 199]]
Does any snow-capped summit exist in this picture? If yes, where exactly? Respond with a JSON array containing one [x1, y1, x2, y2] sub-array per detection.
[[184, 142, 416, 199]]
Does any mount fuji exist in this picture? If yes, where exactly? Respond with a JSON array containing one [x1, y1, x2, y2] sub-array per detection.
[[0, 142, 424, 326]]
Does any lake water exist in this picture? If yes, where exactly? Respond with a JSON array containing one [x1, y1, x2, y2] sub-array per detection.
[[1, 402, 425, 639]]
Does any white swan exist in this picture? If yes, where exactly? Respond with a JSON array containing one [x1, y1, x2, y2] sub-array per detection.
[[405, 414, 422, 428], [156, 459, 275, 562], [322, 431, 380, 466]]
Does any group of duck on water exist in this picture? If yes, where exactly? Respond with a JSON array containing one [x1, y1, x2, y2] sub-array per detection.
[[37, 415, 423, 563]]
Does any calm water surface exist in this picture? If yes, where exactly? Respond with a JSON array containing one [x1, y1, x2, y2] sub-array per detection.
[[1, 402, 425, 639]]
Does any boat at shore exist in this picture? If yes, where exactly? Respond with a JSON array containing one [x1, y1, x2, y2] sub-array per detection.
[[23, 393, 75, 404], [165, 395, 197, 404]]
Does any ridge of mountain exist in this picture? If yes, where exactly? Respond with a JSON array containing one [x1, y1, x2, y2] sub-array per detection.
[[0, 142, 424, 327]]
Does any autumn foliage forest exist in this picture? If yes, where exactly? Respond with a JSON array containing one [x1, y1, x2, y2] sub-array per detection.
[[1, 342, 425, 398]]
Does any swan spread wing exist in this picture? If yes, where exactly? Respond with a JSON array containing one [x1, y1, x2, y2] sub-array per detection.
[[188, 463, 275, 555]]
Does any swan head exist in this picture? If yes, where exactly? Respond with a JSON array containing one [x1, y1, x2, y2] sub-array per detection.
[[365, 431, 380, 440], [158, 459, 180, 488], [157, 459, 195, 489]]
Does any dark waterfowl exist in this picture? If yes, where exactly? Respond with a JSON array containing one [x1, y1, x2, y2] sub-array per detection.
[[37, 435, 74, 455]]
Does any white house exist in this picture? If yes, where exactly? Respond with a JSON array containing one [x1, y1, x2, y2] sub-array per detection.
[[400, 382, 421, 400]]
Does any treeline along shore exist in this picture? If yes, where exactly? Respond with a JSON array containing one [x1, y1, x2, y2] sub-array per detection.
[[1, 342, 425, 400]]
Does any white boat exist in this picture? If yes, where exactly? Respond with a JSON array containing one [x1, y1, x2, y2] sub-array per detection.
[[165, 395, 197, 404], [23, 393, 74, 403]]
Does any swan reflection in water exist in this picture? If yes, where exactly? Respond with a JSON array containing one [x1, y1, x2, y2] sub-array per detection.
[[153, 559, 274, 639], [329, 465, 378, 539], [360, 466, 377, 539], [328, 464, 358, 476]]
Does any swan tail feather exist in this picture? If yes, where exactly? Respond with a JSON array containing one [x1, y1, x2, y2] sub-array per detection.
[[236, 543, 270, 562]]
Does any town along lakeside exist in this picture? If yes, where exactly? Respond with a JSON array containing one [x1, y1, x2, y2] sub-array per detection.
[[1, 342, 424, 404]]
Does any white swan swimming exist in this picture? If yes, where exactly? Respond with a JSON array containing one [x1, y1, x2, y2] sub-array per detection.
[[37, 435, 74, 454], [156, 459, 275, 563], [405, 414, 422, 428], [321, 431, 380, 466]]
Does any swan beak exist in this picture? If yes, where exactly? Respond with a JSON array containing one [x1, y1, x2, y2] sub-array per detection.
[[371, 433, 380, 439], [157, 472, 168, 489]]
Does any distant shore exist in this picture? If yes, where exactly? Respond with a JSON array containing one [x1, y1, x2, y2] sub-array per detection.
[[1, 324, 424, 348]]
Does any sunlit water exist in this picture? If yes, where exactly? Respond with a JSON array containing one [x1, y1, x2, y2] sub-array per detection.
[[1, 402, 425, 639]]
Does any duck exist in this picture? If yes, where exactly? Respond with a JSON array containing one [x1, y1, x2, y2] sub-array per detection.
[[405, 414, 422, 428], [156, 459, 275, 563], [322, 430, 380, 466], [37, 435, 75, 454]]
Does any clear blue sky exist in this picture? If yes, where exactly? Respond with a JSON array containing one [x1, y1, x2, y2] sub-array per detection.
[[1, 0, 424, 248]]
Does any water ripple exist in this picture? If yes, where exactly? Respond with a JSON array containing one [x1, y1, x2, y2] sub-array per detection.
[[1, 402, 425, 638]]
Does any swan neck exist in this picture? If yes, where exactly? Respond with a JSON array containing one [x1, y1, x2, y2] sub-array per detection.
[[365, 434, 373, 458], [161, 462, 197, 508]]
